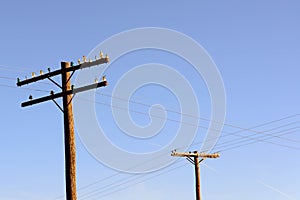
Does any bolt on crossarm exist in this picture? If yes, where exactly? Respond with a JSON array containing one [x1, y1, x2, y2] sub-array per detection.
[[171, 150, 220, 200]]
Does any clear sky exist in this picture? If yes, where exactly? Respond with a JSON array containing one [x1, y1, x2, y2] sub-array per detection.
[[1, 0, 300, 200]]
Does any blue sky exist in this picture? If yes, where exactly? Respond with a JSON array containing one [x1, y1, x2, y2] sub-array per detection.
[[1, 0, 300, 200]]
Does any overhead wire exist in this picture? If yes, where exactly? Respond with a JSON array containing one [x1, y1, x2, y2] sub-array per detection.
[[53, 145, 175, 200], [1, 85, 291, 200], [95, 92, 300, 144], [77, 96, 300, 149], [1, 66, 299, 144], [76, 119, 300, 200], [216, 120, 300, 146], [68, 95, 300, 199], [1, 71, 299, 147], [76, 129, 300, 200], [218, 129, 300, 152], [0, 83, 51, 93], [95, 92, 300, 137], [0, 65, 34, 73], [83, 161, 188, 200], [2, 68, 298, 199], [0, 76, 17, 81], [79, 158, 186, 200], [192, 120, 300, 152], [3, 75, 298, 151], [68, 97, 300, 200], [215, 128, 300, 152], [0, 75, 57, 86]]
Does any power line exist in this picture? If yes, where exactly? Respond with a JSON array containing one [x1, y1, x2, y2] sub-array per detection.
[[4, 62, 299, 199], [78, 118, 300, 200], [0, 64, 64, 77], [182, 120, 300, 152], [78, 125, 300, 198], [94, 92, 300, 146], [0, 75, 54, 86], [3, 73, 299, 144], [4, 81, 296, 143], [218, 129, 300, 152], [0, 76, 16, 80], [54, 145, 172, 200], [7, 75, 299, 200], [80, 161, 188, 200], [3, 79, 298, 150], [56, 112, 300, 200], [77, 97, 300, 148], [215, 128, 300, 152], [0, 83, 51, 93], [77, 126, 300, 200], [4, 73, 292, 199], [95, 91, 300, 138], [215, 121, 300, 147], [0, 65, 34, 73], [69, 98, 300, 199], [79, 158, 181, 200]]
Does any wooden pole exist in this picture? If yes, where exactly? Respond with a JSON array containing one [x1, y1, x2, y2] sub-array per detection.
[[61, 62, 77, 200], [17, 58, 109, 200], [171, 151, 220, 200], [194, 151, 201, 200]]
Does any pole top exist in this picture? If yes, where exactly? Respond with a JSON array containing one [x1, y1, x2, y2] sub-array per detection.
[[171, 150, 220, 158]]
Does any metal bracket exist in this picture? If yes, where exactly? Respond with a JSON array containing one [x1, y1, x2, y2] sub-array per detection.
[[52, 99, 64, 113], [47, 77, 62, 89], [186, 156, 195, 165]]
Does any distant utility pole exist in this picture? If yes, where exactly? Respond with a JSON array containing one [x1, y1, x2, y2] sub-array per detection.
[[171, 150, 220, 200], [16, 53, 109, 200]]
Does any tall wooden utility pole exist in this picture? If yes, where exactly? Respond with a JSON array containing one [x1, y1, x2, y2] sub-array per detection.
[[171, 151, 220, 200], [61, 62, 77, 199], [17, 53, 109, 200], [194, 154, 201, 200]]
